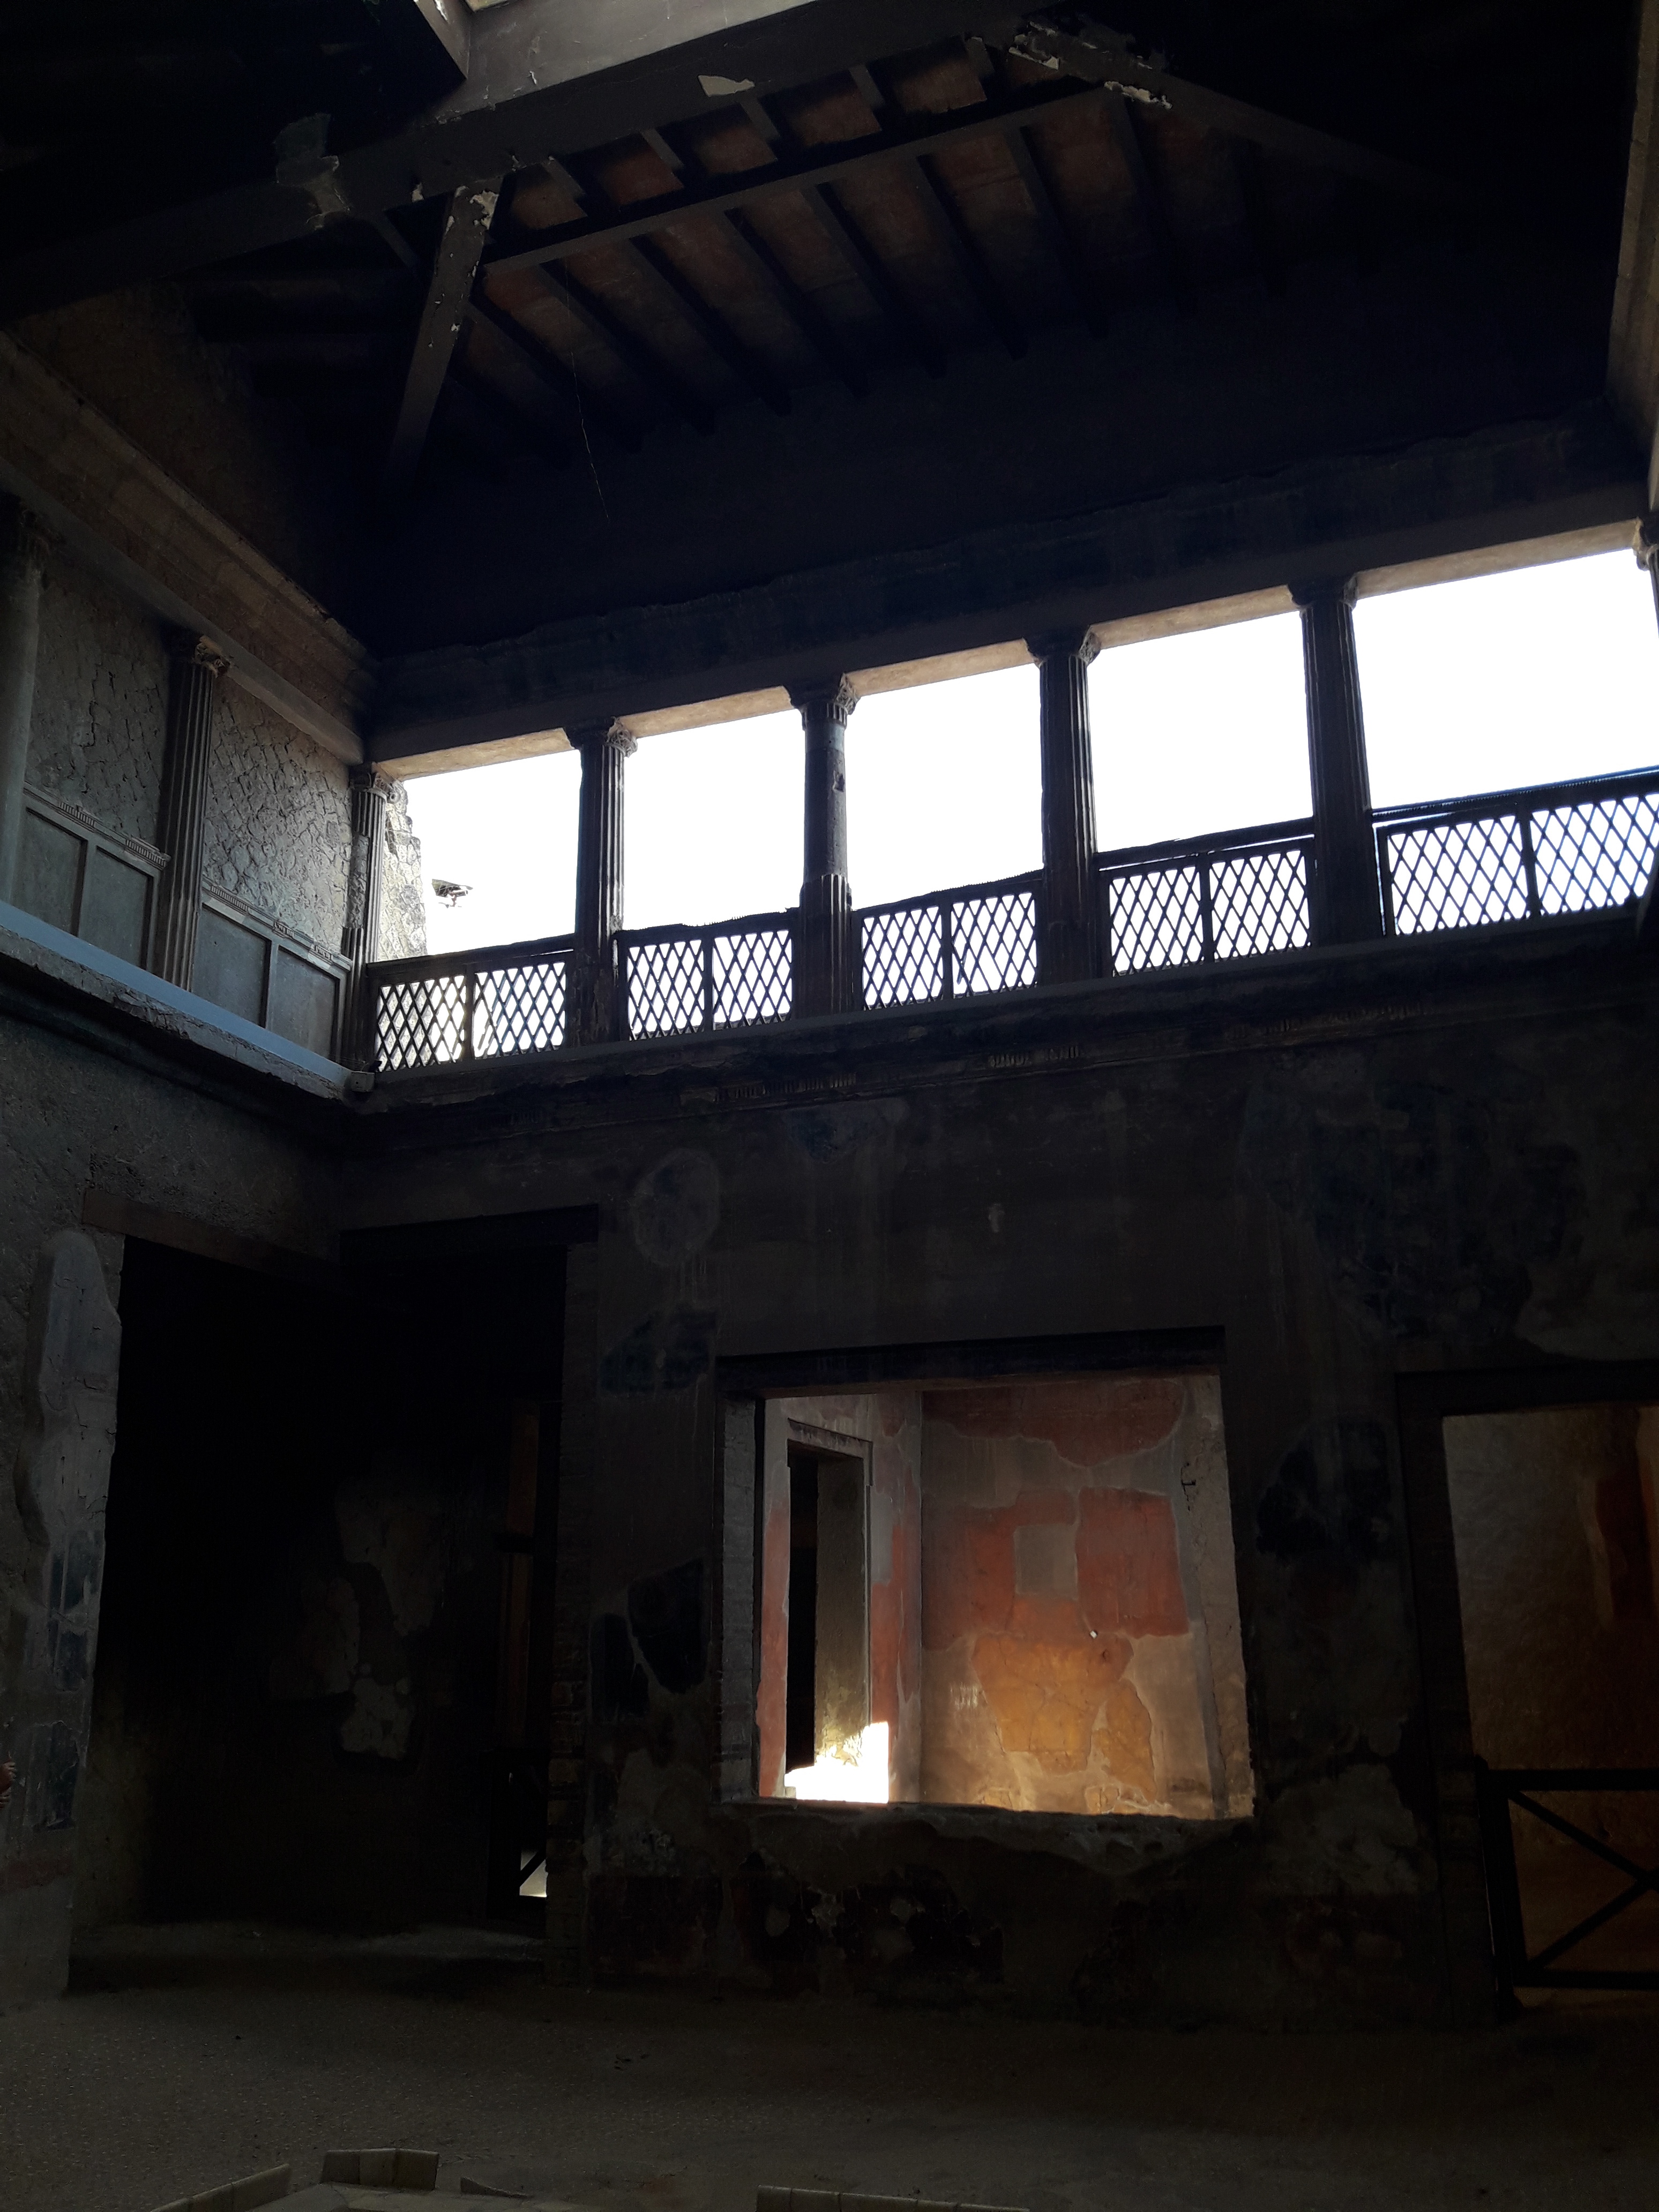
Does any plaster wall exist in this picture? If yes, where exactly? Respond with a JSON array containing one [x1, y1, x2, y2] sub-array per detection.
[[0, 1011, 342, 2004], [27, 559, 168, 844], [341, 933, 1659, 2021], [918, 1377, 1246, 1820]]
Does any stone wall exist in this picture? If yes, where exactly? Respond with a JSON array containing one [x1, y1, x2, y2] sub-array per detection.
[[20, 555, 427, 972], [27, 558, 168, 845]]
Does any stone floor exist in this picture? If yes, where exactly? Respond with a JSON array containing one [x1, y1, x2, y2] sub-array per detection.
[[0, 1926, 1655, 2212]]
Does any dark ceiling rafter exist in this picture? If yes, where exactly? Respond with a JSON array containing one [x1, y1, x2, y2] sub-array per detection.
[[650, 122, 872, 399], [1102, 92, 1187, 303], [732, 91, 951, 380], [382, 178, 502, 499], [854, 59, 1028, 361], [558, 144, 792, 416], [462, 287, 645, 455], [484, 74, 1107, 282], [968, 38, 1111, 337]]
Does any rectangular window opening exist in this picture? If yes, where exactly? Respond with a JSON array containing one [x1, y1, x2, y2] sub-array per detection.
[[751, 1376, 1253, 1819]]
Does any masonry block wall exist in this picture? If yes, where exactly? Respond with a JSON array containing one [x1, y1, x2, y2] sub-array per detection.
[[20, 550, 427, 985]]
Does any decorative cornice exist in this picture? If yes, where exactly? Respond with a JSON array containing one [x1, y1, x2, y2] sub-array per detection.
[[201, 881, 346, 971], [23, 782, 168, 870]]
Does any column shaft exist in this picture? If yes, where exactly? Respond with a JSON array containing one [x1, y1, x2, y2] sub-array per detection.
[[793, 678, 857, 1017], [341, 767, 391, 1065], [150, 635, 228, 988], [570, 720, 633, 1044], [0, 499, 47, 908], [1292, 577, 1384, 944], [1029, 631, 1101, 983]]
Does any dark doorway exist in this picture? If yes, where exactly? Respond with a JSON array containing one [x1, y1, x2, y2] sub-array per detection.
[[785, 1450, 818, 1775], [77, 1223, 567, 1940]]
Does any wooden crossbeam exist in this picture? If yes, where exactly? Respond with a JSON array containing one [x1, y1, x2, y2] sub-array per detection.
[[907, 151, 1027, 359], [381, 181, 500, 500], [484, 79, 1107, 280], [540, 265, 715, 435]]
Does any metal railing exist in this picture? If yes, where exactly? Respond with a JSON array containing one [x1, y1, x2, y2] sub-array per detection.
[[1475, 1765, 1659, 1996], [1097, 819, 1314, 973], [372, 935, 573, 1072], [857, 870, 1041, 1008], [619, 911, 794, 1040], [1377, 768, 1659, 937]]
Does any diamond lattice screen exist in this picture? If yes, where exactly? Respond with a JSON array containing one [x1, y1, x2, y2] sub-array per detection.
[[1105, 864, 1206, 971], [377, 974, 468, 1070], [474, 959, 566, 1056], [1533, 793, 1659, 916], [713, 928, 793, 1027], [1210, 848, 1311, 958], [1386, 817, 1529, 934], [862, 903, 944, 1006], [953, 890, 1038, 994], [626, 939, 704, 1038]]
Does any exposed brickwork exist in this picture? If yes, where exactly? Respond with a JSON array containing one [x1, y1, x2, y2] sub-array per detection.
[[26, 561, 167, 845]]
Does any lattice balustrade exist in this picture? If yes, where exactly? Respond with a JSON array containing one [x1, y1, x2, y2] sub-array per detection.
[[1102, 832, 1312, 973], [1210, 846, 1311, 958], [1532, 789, 1659, 915], [626, 938, 704, 1038], [1104, 862, 1206, 972], [377, 972, 469, 1071], [953, 888, 1038, 993], [862, 901, 944, 1006], [712, 927, 793, 1027], [1382, 815, 1529, 935], [1377, 775, 1659, 936], [475, 958, 566, 1056]]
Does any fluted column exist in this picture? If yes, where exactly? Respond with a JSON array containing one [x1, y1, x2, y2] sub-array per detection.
[[1028, 630, 1101, 983], [1291, 577, 1384, 945], [791, 677, 857, 1017], [0, 497, 48, 907], [341, 766, 392, 1064], [150, 633, 229, 988], [569, 718, 633, 1045]]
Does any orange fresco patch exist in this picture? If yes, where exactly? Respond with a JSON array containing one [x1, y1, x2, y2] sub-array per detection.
[[923, 1377, 1184, 1466], [921, 1489, 1072, 1651], [1094, 1676, 1156, 1801], [1077, 1486, 1188, 1639], [972, 1632, 1130, 1774]]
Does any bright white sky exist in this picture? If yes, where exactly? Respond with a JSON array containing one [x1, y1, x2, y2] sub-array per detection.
[[405, 549, 1659, 957]]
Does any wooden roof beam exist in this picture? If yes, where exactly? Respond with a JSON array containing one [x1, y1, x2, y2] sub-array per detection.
[[380, 181, 500, 502]]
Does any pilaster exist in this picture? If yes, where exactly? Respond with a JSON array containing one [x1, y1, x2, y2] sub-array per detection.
[[0, 497, 48, 907], [1290, 576, 1384, 945], [341, 766, 392, 1064], [150, 633, 229, 988]]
